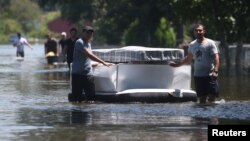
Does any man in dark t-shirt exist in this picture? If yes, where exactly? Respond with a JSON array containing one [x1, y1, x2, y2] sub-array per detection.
[[45, 35, 58, 64], [65, 27, 78, 70]]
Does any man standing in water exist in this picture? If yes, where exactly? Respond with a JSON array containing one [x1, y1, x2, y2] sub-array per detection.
[[65, 27, 78, 71], [170, 23, 220, 104], [69, 26, 112, 103], [44, 34, 58, 65], [13, 32, 33, 58], [59, 32, 67, 63]]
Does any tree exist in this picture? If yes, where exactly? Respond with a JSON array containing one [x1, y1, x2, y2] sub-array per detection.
[[97, 0, 177, 46], [36, 0, 178, 46], [154, 17, 176, 47], [0, 19, 22, 34], [8, 0, 41, 33]]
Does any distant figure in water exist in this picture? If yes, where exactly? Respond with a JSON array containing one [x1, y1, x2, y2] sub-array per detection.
[[44, 34, 58, 65], [64, 27, 78, 71], [13, 32, 33, 58], [59, 32, 67, 63]]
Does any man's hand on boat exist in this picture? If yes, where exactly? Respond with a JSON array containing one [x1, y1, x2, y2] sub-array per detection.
[[91, 61, 113, 67], [102, 62, 113, 67], [169, 61, 180, 67]]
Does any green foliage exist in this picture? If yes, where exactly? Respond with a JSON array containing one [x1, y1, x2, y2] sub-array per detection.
[[59, 0, 97, 23], [0, 0, 44, 43], [27, 11, 60, 38], [95, 0, 136, 45], [0, 19, 22, 43], [45, 11, 61, 22], [8, 0, 41, 32], [173, 0, 250, 43], [123, 19, 140, 45], [155, 17, 176, 48], [96, 19, 124, 45], [0, 35, 8, 43], [1, 0, 250, 47], [0, 19, 22, 34], [95, 0, 177, 46]]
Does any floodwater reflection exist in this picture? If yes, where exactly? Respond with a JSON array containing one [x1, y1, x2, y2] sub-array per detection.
[[13, 107, 211, 141]]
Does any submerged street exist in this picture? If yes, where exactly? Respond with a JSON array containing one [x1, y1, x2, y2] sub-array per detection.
[[0, 44, 250, 141]]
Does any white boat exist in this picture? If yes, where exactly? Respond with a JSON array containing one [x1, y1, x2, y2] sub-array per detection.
[[70, 46, 197, 103]]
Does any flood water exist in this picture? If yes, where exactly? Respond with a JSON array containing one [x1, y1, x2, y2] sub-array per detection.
[[0, 44, 250, 141]]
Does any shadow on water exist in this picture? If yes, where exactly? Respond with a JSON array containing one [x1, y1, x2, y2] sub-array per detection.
[[0, 44, 250, 141]]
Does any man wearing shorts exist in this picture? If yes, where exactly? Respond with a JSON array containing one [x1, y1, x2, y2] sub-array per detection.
[[170, 23, 220, 104], [13, 33, 32, 58]]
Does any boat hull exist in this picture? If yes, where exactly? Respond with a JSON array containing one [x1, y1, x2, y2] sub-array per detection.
[[95, 89, 197, 103]]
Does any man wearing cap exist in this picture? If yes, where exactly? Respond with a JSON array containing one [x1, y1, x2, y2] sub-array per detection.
[[59, 32, 67, 62], [69, 26, 112, 102]]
